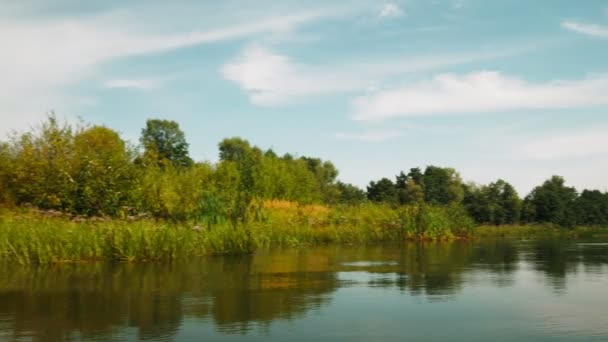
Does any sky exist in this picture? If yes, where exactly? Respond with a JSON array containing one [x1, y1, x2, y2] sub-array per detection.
[[1, 0, 608, 195]]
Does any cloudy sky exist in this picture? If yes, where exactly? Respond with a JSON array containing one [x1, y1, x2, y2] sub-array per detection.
[[1, 0, 608, 194]]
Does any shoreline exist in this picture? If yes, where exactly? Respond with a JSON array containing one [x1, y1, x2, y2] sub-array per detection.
[[2, 207, 607, 264]]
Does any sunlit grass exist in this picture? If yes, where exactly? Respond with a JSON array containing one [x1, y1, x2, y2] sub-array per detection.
[[0, 203, 473, 264]]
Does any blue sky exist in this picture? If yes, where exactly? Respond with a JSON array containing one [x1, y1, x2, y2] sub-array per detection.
[[1, 0, 608, 195]]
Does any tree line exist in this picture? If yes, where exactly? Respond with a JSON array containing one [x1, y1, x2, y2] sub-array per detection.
[[366, 168, 608, 227], [0, 116, 607, 227]]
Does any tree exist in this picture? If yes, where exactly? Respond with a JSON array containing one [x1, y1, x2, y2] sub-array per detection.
[[0, 142, 13, 205], [574, 190, 608, 226], [218, 137, 253, 163], [423, 166, 464, 205], [525, 176, 577, 227], [300, 157, 339, 203], [218, 137, 262, 224], [408, 167, 424, 185], [395, 170, 425, 205], [463, 180, 521, 225], [336, 182, 366, 205], [72, 126, 134, 215], [404, 178, 425, 204], [367, 178, 398, 204], [140, 119, 193, 168], [500, 181, 522, 224], [9, 116, 76, 210]]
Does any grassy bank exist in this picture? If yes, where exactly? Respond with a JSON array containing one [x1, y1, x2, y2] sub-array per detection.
[[3, 203, 607, 264], [476, 225, 608, 240], [0, 202, 474, 264]]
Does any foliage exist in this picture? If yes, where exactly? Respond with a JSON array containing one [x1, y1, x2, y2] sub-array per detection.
[[422, 166, 464, 205], [1, 116, 608, 231], [72, 126, 135, 216], [524, 176, 577, 227], [463, 180, 521, 225], [573, 190, 608, 226], [0, 203, 475, 264], [367, 178, 398, 204], [140, 119, 193, 168]]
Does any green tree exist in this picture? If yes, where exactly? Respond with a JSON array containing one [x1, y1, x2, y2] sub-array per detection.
[[395, 170, 425, 205], [335, 182, 366, 205], [140, 119, 193, 168], [367, 178, 398, 204], [463, 180, 521, 225], [500, 181, 521, 224], [218, 137, 253, 163], [9, 116, 76, 210], [300, 157, 339, 203], [0, 142, 13, 205], [218, 138, 262, 224], [423, 166, 464, 205], [524, 176, 577, 227], [72, 126, 134, 216], [574, 190, 608, 226]]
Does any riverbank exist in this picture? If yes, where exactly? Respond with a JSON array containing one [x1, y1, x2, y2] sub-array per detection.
[[1, 205, 606, 264], [1, 202, 476, 264], [476, 225, 608, 240]]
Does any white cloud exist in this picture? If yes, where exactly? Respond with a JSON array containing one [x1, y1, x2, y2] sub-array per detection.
[[519, 127, 608, 161], [103, 78, 162, 90], [221, 46, 363, 105], [352, 71, 608, 121], [561, 21, 608, 38], [379, 3, 403, 18], [335, 130, 402, 142], [0, 9, 331, 133], [221, 46, 521, 106]]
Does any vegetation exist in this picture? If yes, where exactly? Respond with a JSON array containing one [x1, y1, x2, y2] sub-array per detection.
[[0, 116, 607, 263], [0, 203, 473, 264]]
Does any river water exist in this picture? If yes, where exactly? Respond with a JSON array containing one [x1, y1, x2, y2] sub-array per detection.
[[1, 239, 607, 341]]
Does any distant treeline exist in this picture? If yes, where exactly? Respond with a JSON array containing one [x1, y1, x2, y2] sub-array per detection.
[[0, 116, 606, 227]]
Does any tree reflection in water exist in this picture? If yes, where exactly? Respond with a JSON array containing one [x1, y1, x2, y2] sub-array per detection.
[[0, 239, 607, 341]]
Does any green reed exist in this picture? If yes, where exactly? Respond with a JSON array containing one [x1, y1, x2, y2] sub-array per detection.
[[0, 203, 475, 264]]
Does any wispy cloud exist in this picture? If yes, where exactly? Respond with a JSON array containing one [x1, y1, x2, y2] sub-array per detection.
[[561, 21, 608, 38], [379, 3, 404, 18], [0, 8, 333, 132], [221, 45, 364, 105], [103, 78, 162, 90], [335, 130, 402, 142], [352, 71, 608, 121], [519, 127, 608, 161], [221, 45, 523, 106]]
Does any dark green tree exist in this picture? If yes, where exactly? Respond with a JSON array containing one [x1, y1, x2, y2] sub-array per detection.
[[0, 142, 12, 205], [574, 190, 608, 226], [500, 181, 522, 224], [367, 178, 398, 204], [463, 180, 521, 225], [408, 167, 424, 185], [524, 176, 577, 227]]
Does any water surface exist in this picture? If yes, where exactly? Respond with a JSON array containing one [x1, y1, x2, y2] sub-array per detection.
[[1, 239, 607, 341]]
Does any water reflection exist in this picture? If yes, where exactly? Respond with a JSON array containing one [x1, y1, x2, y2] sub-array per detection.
[[0, 239, 607, 341]]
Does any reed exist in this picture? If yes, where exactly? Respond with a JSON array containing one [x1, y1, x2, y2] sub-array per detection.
[[475, 225, 608, 239], [0, 203, 474, 264]]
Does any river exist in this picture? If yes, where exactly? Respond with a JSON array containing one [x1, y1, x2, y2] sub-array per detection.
[[1, 239, 607, 341]]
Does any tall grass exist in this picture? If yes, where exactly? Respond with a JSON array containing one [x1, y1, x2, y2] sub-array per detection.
[[475, 225, 608, 240], [1, 202, 474, 264]]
